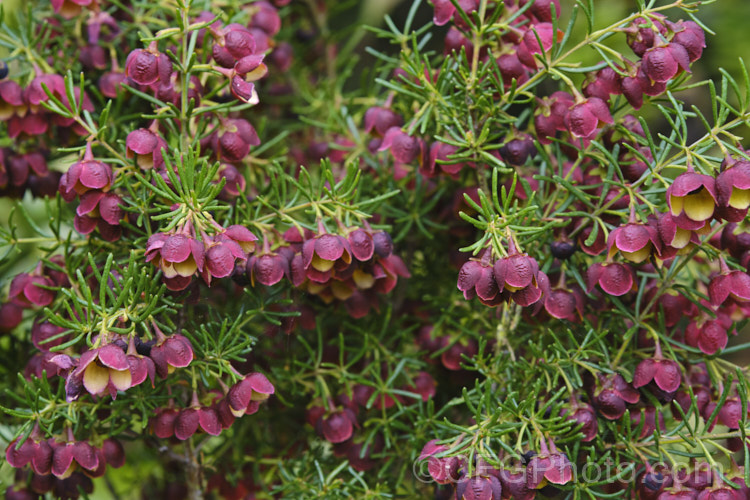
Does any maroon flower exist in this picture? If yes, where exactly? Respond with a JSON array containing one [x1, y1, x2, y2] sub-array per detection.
[[0, 80, 25, 120], [544, 283, 584, 321], [716, 160, 750, 213], [418, 439, 462, 484], [364, 107, 403, 137], [633, 351, 682, 393], [708, 259, 750, 306], [205, 118, 260, 162], [586, 262, 634, 296], [493, 245, 549, 307], [431, 0, 478, 27], [458, 251, 501, 306], [302, 230, 352, 279], [212, 24, 258, 68], [246, 246, 291, 286], [9, 272, 55, 307], [50, 440, 99, 479], [685, 317, 730, 355], [125, 42, 172, 86], [671, 20, 706, 62], [310, 406, 358, 444], [456, 471, 503, 500], [626, 15, 668, 57], [146, 232, 205, 284], [561, 400, 598, 442], [517, 23, 564, 69], [641, 42, 691, 84], [58, 144, 114, 201], [525, 439, 573, 489], [126, 127, 167, 170], [378, 127, 423, 165], [69, 343, 132, 399], [586, 372, 640, 420], [174, 394, 222, 440], [583, 66, 622, 102], [226, 372, 275, 417], [607, 219, 661, 263], [534, 91, 575, 144], [667, 171, 717, 227], [149, 333, 194, 378], [565, 97, 613, 138], [657, 212, 702, 253], [248, 1, 282, 36]]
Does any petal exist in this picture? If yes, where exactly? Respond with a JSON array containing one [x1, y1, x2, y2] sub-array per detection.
[[83, 362, 110, 395], [109, 368, 133, 392], [198, 408, 222, 436], [632, 359, 657, 388], [174, 408, 200, 441], [98, 344, 129, 370], [654, 360, 681, 393]]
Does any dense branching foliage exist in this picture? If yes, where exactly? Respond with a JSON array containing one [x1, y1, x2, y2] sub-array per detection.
[[2, 0, 750, 498]]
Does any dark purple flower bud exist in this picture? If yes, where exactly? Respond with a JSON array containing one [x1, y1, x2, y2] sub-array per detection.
[[561, 402, 598, 441], [248, 1, 281, 36]]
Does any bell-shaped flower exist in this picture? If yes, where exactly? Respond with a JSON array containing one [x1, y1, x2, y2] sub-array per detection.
[[633, 345, 682, 393], [459, 250, 501, 306], [71, 343, 132, 399], [671, 20, 706, 62], [708, 258, 750, 306], [493, 244, 549, 307], [561, 400, 598, 442], [149, 333, 194, 378], [9, 272, 55, 307], [716, 160, 750, 212], [585, 372, 640, 420], [50, 439, 99, 479], [431, 0, 478, 27], [226, 372, 275, 417], [125, 42, 172, 86], [517, 22, 564, 69], [174, 393, 222, 440], [667, 170, 717, 227], [418, 439, 462, 484], [586, 261, 635, 296], [641, 42, 691, 83], [456, 470, 503, 500], [58, 144, 114, 201], [364, 106, 403, 137], [564, 97, 614, 138], [685, 316, 730, 356], [125, 127, 167, 170], [607, 218, 661, 263], [146, 232, 205, 281], [378, 127, 423, 165], [525, 439, 573, 489]]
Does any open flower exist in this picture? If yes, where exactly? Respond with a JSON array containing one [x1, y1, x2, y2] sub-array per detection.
[[70, 343, 132, 399], [146, 232, 205, 284], [226, 372, 275, 417], [607, 219, 661, 263], [585, 372, 640, 420], [493, 244, 549, 307], [149, 333, 194, 378], [641, 42, 691, 83], [564, 97, 613, 138], [58, 143, 114, 202], [126, 127, 167, 170], [418, 440, 462, 484], [667, 170, 717, 228]]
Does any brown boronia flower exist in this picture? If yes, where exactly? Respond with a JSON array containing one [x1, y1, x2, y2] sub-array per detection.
[[425, 141, 471, 177], [0, 80, 25, 120], [378, 126, 424, 166], [583, 66, 622, 102], [301, 228, 353, 279], [517, 22, 564, 69], [626, 14, 668, 57], [9, 271, 55, 308], [607, 218, 662, 264], [456, 464, 503, 500], [641, 42, 691, 84], [431, 0, 478, 27], [74, 191, 124, 241], [125, 42, 172, 86], [364, 106, 403, 137], [684, 308, 733, 356], [656, 211, 704, 258], [670, 20, 706, 63], [565, 97, 614, 139], [248, 1, 282, 36], [715, 158, 750, 222], [561, 399, 598, 442], [211, 23, 258, 68], [5, 425, 54, 476], [226, 372, 275, 417], [458, 250, 501, 306], [149, 332, 194, 378], [146, 232, 205, 290], [245, 242, 293, 286], [204, 118, 260, 162], [50, 0, 96, 19], [66, 343, 133, 400], [200, 225, 257, 285], [667, 170, 717, 228], [586, 261, 635, 297], [633, 344, 682, 393], [525, 438, 573, 489], [307, 400, 359, 444], [172, 393, 222, 441], [418, 440, 463, 484], [585, 372, 640, 420], [125, 125, 167, 170], [58, 143, 114, 202], [708, 258, 750, 307], [493, 243, 550, 307]]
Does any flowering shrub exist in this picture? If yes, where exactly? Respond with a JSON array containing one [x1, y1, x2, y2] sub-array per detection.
[[2, 0, 750, 498]]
